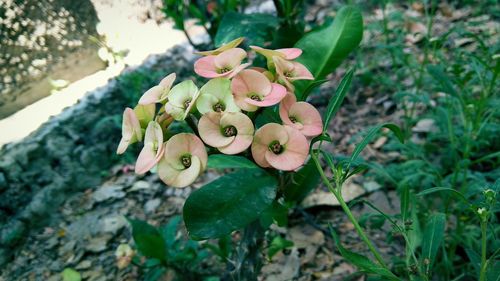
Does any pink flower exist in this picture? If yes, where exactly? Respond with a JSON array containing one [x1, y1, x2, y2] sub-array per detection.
[[135, 121, 164, 174], [157, 133, 207, 188], [251, 123, 309, 171], [198, 112, 254, 154], [138, 73, 176, 105], [117, 108, 143, 154], [231, 69, 287, 112], [279, 93, 322, 137], [195, 37, 244, 56], [250, 45, 302, 60], [194, 48, 250, 79], [273, 56, 313, 90]]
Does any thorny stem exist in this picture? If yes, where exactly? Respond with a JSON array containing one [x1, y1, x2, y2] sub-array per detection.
[[311, 151, 390, 270]]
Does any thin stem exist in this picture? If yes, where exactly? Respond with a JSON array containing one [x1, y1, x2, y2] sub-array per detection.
[[479, 219, 488, 281], [311, 152, 390, 270]]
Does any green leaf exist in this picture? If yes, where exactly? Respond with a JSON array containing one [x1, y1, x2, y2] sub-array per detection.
[[215, 12, 278, 46], [427, 65, 458, 97], [268, 236, 294, 259], [421, 213, 446, 270], [127, 218, 167, 261], [61, 268, 81, 281], [160, 216, 182, 248], [207, 154, 259, 169], [284, 158, 321, 204], [294, 6, 363, 100], [417, 187, 470, 205], [347, 123, 404, 170], [184, 169, 277, 239], [260, 201, 289, 228], [323, 69, 354, 132], [329, 226, 400, 280]]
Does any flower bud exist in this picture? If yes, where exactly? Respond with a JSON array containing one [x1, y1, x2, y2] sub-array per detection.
[[115, 244, 135, 269]]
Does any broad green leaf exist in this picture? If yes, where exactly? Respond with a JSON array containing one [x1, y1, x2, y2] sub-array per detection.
[[215, 12, 278, 46], [268, 236, 294, 259], [207, 154, 259, 169], [347, 123, 404, 170], [421, 213, 446, 270], [255, 106, 281, 128], [184, 169, 277, 239], [260, 201, 289, 228], [144, 267, 166, 281], [329, 226, 400, 280], [284, 159, 321, 204], [323, 69, 354, 132], [61, 268, 81, 281], [294, 6, 363, 100], [127, 218, 166, 261]]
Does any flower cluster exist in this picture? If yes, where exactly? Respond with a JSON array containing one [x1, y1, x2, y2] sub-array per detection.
[[118, 38, 323, 187]]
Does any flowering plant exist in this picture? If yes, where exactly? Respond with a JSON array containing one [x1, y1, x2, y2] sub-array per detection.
[[117, 6, 374, 279]]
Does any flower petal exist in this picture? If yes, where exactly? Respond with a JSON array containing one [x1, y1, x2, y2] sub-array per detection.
[[194, 56, 225, 78], [220, 112, 254, 135], [199, 78, 232, 101], [159, 73, 176, 89], [232, 69, 272, 96], [135, 122, 164, 174], [198, 112, 234, 148], [195, 37, 244, 56], [289, 61, 314, 80], [214, 48, 247, 69], [138, 85, 163, 105], [134, 104, 156, 128], [196, 94, 219, 115], [244, 83, 287, 107], [289, 102, 323, 137], [219, 134, 253, 154], [158, 155, 202, 188], [264, 126, 308, 171], [277, 48, 302, 60]]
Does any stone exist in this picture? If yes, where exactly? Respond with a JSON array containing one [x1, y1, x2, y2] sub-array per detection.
[[100, 215, 127, 235], [144, 198, 161, 214], [85, 235, 112, 253], [76, 260, 92, 270], [92, 185, 126, 203], [129, 180, 150, 192]]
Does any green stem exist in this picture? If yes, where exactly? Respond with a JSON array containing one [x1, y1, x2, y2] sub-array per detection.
[[311, 152, 389, 270], [479, 219, 488, 281]]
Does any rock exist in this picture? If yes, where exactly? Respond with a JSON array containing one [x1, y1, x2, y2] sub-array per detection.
[[413, 118, 438, 133], [262, 248, 300, 281], [301, 178, 366, 208], [85, 234, 112, 253], [128, 180, 151, 192], [100, 215, 126, 235], [75, 260, 92, 270], [144, 198, 161, 214], [92, 185, 126, 203]]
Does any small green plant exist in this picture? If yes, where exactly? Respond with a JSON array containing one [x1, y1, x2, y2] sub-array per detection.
[[124, 216, 219, 281]]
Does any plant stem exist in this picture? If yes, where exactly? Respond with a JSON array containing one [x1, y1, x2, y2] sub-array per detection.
[[233, 220, 265, 281], [479, 219, 488, 281], [311, 152, 390, 270]]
